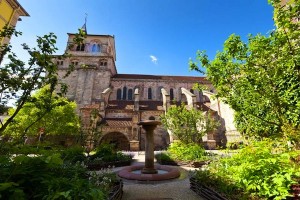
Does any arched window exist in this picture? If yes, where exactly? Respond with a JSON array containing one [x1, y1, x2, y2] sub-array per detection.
[[92, 44, 97, 52], [157, 86, 163, 100], [170, 88, 174, 100], [56, 60, 64, 65], [148, 88, 152, 100], [92, 44, 101, 52], [122, 87, 127, 100], [76, 44, 85, 51], [71, 60, 79, 66], [128, 89, 133, 100], [117, 89, 122, 100], [190, 89, 194, 94]]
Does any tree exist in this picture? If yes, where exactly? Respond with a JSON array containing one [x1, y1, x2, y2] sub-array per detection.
[[160, 104, 219, 144], [3, 86, 80, 140], [0, 25, 85, 134], [189, 0, 300, 140]]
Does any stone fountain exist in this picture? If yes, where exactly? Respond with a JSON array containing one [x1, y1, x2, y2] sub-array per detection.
[[139, 120, 160, 174], [118, 120, 180, 181]]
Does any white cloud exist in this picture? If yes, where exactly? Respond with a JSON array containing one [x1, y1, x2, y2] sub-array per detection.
[[149, 55, 158, 64]]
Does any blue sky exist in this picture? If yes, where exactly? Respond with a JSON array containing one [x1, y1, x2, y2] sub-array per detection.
[[9, 0, 274, 76]]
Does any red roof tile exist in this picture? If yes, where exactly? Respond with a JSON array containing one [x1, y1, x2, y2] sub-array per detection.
[[107, 100, 134, 110], [103, 117, 132, 127], [139, 101, 164, 110]]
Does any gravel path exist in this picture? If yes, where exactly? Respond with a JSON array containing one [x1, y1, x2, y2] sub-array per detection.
[[121, 176, 203, 200], [117, 152, 204, 200]]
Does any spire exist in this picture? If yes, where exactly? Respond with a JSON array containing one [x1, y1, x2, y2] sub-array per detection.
[[81, 13, 87, 34]]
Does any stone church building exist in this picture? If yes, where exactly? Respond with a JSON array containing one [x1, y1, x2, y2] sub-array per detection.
[[55, 29, 238, 151]]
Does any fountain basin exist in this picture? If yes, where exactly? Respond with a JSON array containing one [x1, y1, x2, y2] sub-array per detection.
[[118, 164, 180, 181]]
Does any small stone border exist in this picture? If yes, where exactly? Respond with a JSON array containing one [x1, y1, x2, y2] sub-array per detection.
[[118, 164, 180, 181], [108, 179, 123, 200], [190, 177, 228, 200]]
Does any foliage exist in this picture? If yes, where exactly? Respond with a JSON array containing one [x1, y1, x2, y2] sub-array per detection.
[[161, 103, 219, 144], [60, 145, 86, 164], [0, 25, 85, 134], [191, 170, 252, 200], [89, 168, 120, 193], [88, 143, 132, 163], [0, 143, 53, 156], [2, 85, 80, 140], [167, 141, 208, 162], [195, 139, 300, 199], [189, 0, 300, 139], [84, 108, 103, 153], [155, 152, 176, 164], [0, 154, 110, 199]]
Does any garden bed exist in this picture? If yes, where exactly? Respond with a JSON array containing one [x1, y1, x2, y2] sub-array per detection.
[[108, 179, 123, 200], [190, 176, 228, 200], [87, 160, 132, 170], [155, 153, 209, 168]]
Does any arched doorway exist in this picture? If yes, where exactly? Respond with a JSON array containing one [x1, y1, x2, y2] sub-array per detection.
[[140, 128, 170, 151], [99, 132, 130, 151]]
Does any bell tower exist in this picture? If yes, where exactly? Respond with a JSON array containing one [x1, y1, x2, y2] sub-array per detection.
[[55, 27, 117, 107]]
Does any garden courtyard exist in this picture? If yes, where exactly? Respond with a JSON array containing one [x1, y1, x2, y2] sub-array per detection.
[[117, 152, 202, 200], [1, 0, 300, 199]]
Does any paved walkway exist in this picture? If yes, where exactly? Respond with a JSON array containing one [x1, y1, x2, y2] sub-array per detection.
[[114, 152, 204, 200]]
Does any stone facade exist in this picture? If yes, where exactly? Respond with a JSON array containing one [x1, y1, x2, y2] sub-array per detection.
[[55, 31, 238, 151]]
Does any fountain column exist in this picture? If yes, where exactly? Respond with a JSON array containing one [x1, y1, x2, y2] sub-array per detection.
[[138, 120, 161, 174]]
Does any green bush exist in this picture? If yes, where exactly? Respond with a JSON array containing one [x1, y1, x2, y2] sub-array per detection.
[[0, 154, 112, 199], [167, 141, 208, 162], [1, 143, 40, 155], [194, 139, 300, 200], [155, 152, 174, 162], [90, 143, 132, 163], [60, 145, 86, 164], [192, 170, 251, 200], [155, 152, 178, 165]]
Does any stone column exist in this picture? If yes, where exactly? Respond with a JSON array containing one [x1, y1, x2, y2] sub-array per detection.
[[138, 120, 161, 174]]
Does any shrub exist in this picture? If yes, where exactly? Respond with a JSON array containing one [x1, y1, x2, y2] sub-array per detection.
[[0, 143, 56, 156], [191, 170, 252, 200], [168, 141, 208, 162], [88, 143, 132, 167], [155, 152, 178, 165], [60, 145, 86, 164], [0, 154, 112, 199], [194, 139, 300, 200]]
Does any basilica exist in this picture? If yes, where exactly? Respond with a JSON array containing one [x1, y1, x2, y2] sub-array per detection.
[[55, 29, 239, 151]]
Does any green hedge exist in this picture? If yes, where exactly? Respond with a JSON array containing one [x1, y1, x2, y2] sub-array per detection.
[[192, 139, 300, 200]]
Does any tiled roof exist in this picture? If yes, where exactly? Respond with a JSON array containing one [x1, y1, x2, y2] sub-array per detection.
[[67, 33, 114, 38], [139, 101, 163, 110], [107, 100, 210, 112], [112, 74, 207, 82], [103, 118, 132, 127], [170, 101, 211, 111], [106, 100, 134, 110], [195, 103, 211, 111], [107, 100, 164, 111]]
